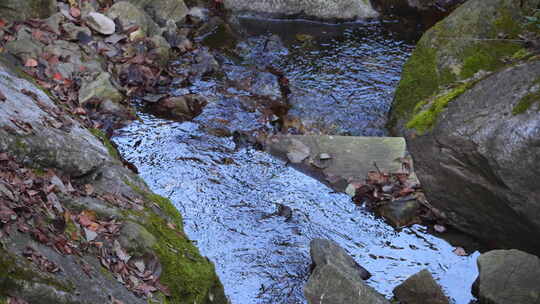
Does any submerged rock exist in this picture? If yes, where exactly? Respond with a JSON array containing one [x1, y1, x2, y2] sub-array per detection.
[[146, 94, 208, 121], [224, 0, 379, 20], [378, 196, 420, 228], [473, 250, 540, 304], [388, 0, 540, 253], [393, 269, 449, 304], [305, 239, 388, 304]]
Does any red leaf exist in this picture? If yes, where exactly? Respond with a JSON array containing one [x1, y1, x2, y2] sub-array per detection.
[[53, 73, 63, 81], [74, 107, 87, 115], [24, 58, 38, 67], [0, 19, 6, 28]]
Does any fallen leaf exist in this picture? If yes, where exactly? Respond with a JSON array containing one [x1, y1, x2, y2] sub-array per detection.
[[453, 247, 467, 256], [53, 72, 63, 81], [24, 58, 38, 67], [434, 224, 446, 233], [74, 107, 87, 115]]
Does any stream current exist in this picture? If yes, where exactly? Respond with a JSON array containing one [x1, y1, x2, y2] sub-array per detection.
[[113, 19, 479, 304]]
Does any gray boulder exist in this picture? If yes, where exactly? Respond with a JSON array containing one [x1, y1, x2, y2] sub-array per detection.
[[0, 0, 57, 22], [393, 269, 449, 304], [224, 0, 379, 20], [473, 250, 540, 304], [388, 0, 540, 254], [405, 61, 540, 254], [305, 239, 389, 304]]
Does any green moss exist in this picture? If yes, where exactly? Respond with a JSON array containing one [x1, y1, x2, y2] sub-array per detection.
[[389, 43, 441, 129], [89, 128, 120, 160], [460, 42, 521, 79], [406, 82, 473, 134], [122, 181, 225, 304], [513, 90, 540, 115], [146, 213, 223, 304]]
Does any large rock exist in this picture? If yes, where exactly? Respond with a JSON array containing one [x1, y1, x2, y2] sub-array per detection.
[[388, 0, 540, 254], [265, 135, 407, 191], [393, 269, 449, 304], [123, 0, 189, 26], [0, 0, 57, 22], [404, 61, 540, 253], [305, 239, 389, 304], [224, 0, 379, 20], [389, 0, 539, 133], [473, 250, 540, 304], [0, 55, 227, 304]]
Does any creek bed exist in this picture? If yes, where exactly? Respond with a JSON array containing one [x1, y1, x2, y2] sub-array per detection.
[[114, 20, 479, 304]]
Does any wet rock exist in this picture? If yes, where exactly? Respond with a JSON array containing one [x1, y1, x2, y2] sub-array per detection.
[[0, 0, 57, 22], [79, 72, 124, 105], [310, 239, 371, 280], [125, 0, 189, 26], [85, 12, 116, 35], [224, 0, 378, 20], [266, 135, 407, 192], [393, 269, 449, 304], [473, 250, 540, 304], [106, 1, 159, 37], [146, 94, 208, 121], [305, 239, 387, 304], [378, 196, 420, 228], [225, 65, 282, 101]]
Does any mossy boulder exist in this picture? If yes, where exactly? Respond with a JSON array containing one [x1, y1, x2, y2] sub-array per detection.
[[388, 0, 540, 254], [0, 0, 57, 22], [0, 53, 227, 303], [405, 61, 540, 254], [389, 0, 539, 134]]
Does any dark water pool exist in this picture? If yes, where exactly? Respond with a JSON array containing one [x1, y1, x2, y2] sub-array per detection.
[[114, 20, 479, 304]]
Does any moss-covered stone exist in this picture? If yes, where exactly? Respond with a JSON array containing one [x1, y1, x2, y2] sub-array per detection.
[[406, 80, 476, 133], [124, 181, 227, 304], [388, 0, 540, 133], [513, 90, 540, 115], [89, 128, 121, 160]]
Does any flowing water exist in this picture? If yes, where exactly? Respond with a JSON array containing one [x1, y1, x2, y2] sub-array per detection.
[[114, 19, 479, 304]]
